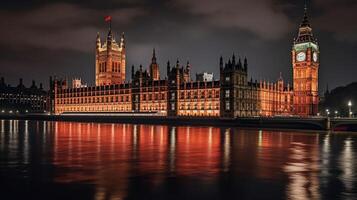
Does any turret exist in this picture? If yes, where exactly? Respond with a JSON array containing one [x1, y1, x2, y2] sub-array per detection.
[[120, 32, 125, 49], [238, 58, 242, 69], [131, 65, 135, 80], [31, 80, 37, 89], [186, 61, 190, 71], [219, 56, 223, 70], [244, 57, 248, 71], [107, 25, 113, 48], [232, 53, 236, 66], [167, 61, 171, 77], [18, 78, 24, 87], [152, 48, 157, 64], [96, 32, 101, 50]]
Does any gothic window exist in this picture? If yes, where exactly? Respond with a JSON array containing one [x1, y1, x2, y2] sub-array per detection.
[[225, 101, 230, 111], [225, 90, 230, 98], [171, 92, 175, 100], [171, 103, 175, 110]]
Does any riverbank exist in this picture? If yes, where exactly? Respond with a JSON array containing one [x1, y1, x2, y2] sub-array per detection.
[[0, 114, 337, 131]]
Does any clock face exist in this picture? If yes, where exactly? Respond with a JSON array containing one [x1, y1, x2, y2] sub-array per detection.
[[313, 52, 318, 62], [296, 52, 306, 62]]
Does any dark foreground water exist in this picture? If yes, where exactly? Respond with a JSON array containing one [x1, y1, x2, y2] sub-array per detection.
[[0, 120, 357, 200]]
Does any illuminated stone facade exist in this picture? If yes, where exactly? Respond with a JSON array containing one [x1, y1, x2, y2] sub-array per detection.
[[53, 8, 318, 117], [292, 7, 319, 116], [95, 28, 125, 86]]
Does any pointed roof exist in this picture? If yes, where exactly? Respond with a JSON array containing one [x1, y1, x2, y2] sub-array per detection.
[[300, 5, 310, 28], [151, 48, 157, 64], [294, 4, 317, 44]]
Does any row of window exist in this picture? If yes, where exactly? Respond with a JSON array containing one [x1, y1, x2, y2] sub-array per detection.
[[57, 95, 130, 104], [179, 103, 219, 110], [57, 90, 130, 97], [58, 106, 132, 112], [98, 62, 121, 73]]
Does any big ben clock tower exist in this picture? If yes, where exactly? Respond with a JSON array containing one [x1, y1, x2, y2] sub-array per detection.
[[292, 6, 319, 116]]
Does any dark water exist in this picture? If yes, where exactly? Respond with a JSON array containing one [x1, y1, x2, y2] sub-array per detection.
[[0, 120, 357, 200]]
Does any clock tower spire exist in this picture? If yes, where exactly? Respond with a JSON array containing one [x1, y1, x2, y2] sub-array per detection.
[[292, 4, 319, 116]]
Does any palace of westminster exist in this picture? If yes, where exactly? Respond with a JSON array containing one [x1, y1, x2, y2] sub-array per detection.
[[52, 7, 319, 118]]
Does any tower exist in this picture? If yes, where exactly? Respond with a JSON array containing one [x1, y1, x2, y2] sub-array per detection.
[[95, 19, 126, 86], [220, 54, 250, 118], [292, 5, 319, 116], [149, 48, 160, 80]]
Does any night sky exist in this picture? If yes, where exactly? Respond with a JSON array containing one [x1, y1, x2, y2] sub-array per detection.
[[1, 0, 356, 92]]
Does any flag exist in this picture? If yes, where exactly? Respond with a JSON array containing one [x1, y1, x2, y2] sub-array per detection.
[[104, 16, 112, 22]]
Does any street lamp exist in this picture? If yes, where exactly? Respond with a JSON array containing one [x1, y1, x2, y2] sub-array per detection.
[[326, 109, 330, 117], [335, 110, 338, 118], [348, 101, 352, 118]]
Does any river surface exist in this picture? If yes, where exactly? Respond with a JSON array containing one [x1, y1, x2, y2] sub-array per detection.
[[0, 120, 356, 200]]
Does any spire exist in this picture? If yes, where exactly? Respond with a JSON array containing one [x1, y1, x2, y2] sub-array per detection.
[[131, 65, 135, 79], [232, 53, 236, 65], [295, 2, 316, 44], [120, 32, 125, 48], [325, 83, 330, 96], [152, 48, 157, 64], [167, 61, 171, 76], [96, 32, 101, 49], [243, 57, 248, 71], [219, 56, 223, 70], [300, 2, 310, 28], [279, 72, 283, 81], [186, 60, 191, 72]]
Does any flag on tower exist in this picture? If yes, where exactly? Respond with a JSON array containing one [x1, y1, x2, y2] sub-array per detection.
[[104, 16, 112, 22]]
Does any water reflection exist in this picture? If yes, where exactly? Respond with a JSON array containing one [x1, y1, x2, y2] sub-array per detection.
[[0, 120, 357, 200], [339, 137, 355, 198]]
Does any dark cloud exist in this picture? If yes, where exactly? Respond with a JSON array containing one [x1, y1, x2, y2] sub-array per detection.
[[0, 0, 356, 91], [175, 0, 294, 39], [314, 0, 357, 42], [0, 3, 146, 52]]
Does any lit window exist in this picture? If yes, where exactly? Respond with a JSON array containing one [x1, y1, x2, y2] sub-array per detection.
[[171, 92, 175, 100], [225, 101, 230, 110], [225, 90, 230, 98]]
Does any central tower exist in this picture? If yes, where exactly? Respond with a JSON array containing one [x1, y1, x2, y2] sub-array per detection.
[[292, 6, 319, 116], [95, 22, 126, 86]]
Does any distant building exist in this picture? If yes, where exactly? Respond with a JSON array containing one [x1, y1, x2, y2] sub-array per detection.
[[196, 72, 214, 82], [0, 77, 48, 113]]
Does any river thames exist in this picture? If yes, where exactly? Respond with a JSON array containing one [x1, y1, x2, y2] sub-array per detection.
[[0, 120, 356, 200]]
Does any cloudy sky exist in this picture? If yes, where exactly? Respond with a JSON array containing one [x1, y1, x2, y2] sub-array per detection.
[[1, 0, 356, 92]]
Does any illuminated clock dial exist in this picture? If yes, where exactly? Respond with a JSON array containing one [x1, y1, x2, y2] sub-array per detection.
[[313, 52, 318, 62], [296, 52, 306, 62]]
